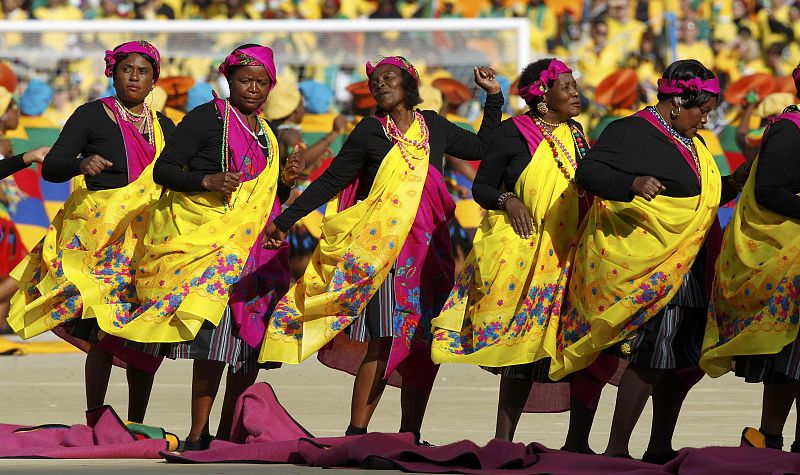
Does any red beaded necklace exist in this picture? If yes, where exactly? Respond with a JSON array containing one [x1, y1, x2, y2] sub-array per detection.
[[531, 115, 588, 196], [385, 111, 430, 170]]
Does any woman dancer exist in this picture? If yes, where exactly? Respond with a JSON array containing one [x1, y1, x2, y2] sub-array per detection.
[[431, 58, 590, 442], [553, 59, 744, 462], [83, 44, 302, 450], [261, 56, 502, 442], [702, 66, 800, 452], [9, 40, 174, 423]]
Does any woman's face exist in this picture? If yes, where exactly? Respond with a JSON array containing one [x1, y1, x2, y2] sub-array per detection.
[[229, 65, 272, 115], [544, 72, 581, 120], [114, 53, 155, 105], [671, 96, 717, 138], [369, 64, 406, 112]]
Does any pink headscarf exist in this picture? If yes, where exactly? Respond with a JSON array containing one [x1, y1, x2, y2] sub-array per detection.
[[518, 59, 571, 103], [366, 56, 420, 85], [104, 40, 161, 81], [218, 45, 277, 92], [657, 77, 721, 96]]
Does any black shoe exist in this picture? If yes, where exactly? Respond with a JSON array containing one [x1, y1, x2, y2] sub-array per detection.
[[606, 452, 632, 459], [180, 434, 213, 452], [791, 441, 800, 453], [642, 450, 679, 464]]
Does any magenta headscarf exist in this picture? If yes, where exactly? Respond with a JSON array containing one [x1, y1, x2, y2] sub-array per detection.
[[104, 40, 161, 81], [657, 77, 721, 96], [518, 59, 571, 103], [366, 56, 420, 85], [793, 66, 800, 97], [218, 45, 277, 92]]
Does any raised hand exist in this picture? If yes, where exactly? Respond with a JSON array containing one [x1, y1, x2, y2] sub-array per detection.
[[79, 154, 113, 176], [260, 222, 287, 249], [22, 146, 51, 165], [201, 171, 243, 195], [504, 196, 534, 239], [631, 176, 666, 201], [282, 147, 305, 186], [473, 66, 502, 95]]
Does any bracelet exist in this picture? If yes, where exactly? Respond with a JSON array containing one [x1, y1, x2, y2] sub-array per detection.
[[496, 192, 516, 210]]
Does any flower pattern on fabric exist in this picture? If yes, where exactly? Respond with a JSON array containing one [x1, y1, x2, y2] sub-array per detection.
[[701, 136, 800, 377]]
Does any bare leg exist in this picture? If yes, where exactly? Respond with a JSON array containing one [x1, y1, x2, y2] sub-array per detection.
[[399, 383, 433, 442], [603, 364, 663, 456], [0, 278, 17, 333], [187, 360, 225, 442], [348, 337, 392, 431], [494, 376, 533, 441], [646, 370, 690, 456], [759, 381, 800, 446], [215, 368, 259, 441], [126, 366, 156, 423], [85, 346, 113, 410]]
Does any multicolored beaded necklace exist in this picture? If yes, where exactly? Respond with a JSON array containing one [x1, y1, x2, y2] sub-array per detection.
[[647, 105, 702, 178], [385, 111, 430, 170], [531, 114, 588, 196], [220, 99, 272, 211], [114, 97, 154, 145]]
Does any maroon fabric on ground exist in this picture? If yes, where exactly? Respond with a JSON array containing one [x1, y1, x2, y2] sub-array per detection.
[[0, 406, 167, 459], [166, 382, 800, 475]]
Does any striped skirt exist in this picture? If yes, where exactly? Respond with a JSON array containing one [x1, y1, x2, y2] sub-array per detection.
[[347, 269, 396, 342], [482, 359, 553, 382], [168, 306, 267, 374], [612, 252, 707, 370], [734, 337, 800, 384]]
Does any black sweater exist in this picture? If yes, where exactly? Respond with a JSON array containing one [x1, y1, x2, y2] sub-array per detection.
[[273, 92, 504, 232], [0, 153, 27, 180], [472, 117, 584, 210], [754, 119, 800, 219], [153, 102, 291, 204], [576, 116, 739, 205], [42, 100, 176, 191]]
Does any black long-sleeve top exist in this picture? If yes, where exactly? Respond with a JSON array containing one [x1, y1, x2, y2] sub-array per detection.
[[754, 119, 800, 219], [273, 92, 504, 232], [575, 116, 739, 205], [472, 117, 584, 210], [153, 102, 291, 204], [42, 100, 176, 191], [0, 153, 28, 180]]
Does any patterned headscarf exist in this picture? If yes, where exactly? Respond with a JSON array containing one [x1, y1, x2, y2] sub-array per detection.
[[218, 45, 277, 92], [518, 59, 571, 102], [366, 56, 420, 85], [104, 40, 161, 81]]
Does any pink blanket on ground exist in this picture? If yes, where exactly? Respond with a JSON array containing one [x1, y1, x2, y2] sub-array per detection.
[[0, 406, 169, 459], [163, 383, 800, 474]]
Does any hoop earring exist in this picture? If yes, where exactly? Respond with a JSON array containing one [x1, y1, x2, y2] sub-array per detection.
[[670, 106, 681, 119], [537, 101, 549, 116]]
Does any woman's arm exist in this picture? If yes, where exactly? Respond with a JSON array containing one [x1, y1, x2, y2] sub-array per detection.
[[440, 92, 504, 160], [754, 121, 800, 219], [153, 107, 209, 192], [272, 119, 372, 232], [472, 123, 518, 210], [41, 104, 91, 183]]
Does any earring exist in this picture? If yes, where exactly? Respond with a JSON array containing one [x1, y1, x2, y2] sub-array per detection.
[[670, 106, 681, 119], [537, 101, 549, 116]]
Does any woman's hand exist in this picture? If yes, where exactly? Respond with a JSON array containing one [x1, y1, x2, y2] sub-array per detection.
[[22, 146, 51, 165], [504, 196, 534, 239], [728, 162, 751, 191], [631, 176, 666, 201], [260, 222, 287, 249], [79, 154, 113, 176], [282, 148, 304, 186], [331, 114, 348, 135], [474, 67, 502, 95], [201, 171, 242, 194]]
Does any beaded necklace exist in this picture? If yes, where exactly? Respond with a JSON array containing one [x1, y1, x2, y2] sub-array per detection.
[[384, 111, 430, 170], [647, 105, 702, 178], [114, 97, 153, 146], [531, 115, 588, 196], [220, 99, 272, 211]]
